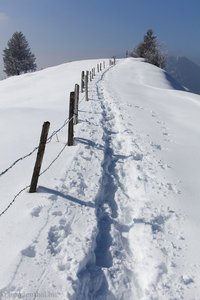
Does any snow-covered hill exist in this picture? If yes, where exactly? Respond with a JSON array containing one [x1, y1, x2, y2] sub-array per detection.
[[0, 58, 200, 299]]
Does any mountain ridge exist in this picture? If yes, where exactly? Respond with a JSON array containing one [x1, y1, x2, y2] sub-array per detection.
[[166, 55, 200, 95]]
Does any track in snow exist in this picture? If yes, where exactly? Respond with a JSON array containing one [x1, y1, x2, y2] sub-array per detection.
[[94, 83, 119, 269], [76, 69, 135, 300]]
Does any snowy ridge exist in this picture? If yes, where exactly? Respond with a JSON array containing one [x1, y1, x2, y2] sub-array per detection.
[[0, 58, 200, 299]]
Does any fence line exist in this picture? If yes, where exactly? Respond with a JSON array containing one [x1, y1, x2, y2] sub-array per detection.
[[0, 58, 116, 217], [0, 94, 88, 179], [0, 69, 92, 179]]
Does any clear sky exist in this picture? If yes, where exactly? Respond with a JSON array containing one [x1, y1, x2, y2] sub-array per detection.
[[0, 0, 200, 78]]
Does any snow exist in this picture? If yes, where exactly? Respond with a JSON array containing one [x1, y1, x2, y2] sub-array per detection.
[[0, 57, 200, 299]]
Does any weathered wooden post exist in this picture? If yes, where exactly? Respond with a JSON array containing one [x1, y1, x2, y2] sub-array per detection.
[[74, 84, 79, 125], [93, 67, 95, 76], [97, 64, 99, 73], [68, 92, 75, 146], [81, 71, 85, 93], [90, 71, 92, 81], [29, 121, 50, 193], [85, 71, 89, 101], [100, 63, 102, 71], [103, 61, 105, 69]]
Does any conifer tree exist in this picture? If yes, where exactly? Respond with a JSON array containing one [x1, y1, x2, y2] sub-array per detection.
[[3, 32, 37, 76], [133, 29, 166, 69]]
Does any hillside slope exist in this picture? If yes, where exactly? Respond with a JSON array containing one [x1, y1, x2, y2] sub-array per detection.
[[166, 56, 200, 94], [0, 58, 200, 299]]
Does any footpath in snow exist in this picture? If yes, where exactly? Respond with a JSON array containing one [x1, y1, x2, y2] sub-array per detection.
[[0, 58, 200, 299]]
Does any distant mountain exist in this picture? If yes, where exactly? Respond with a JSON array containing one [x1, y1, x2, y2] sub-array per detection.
[[166, 56, 200, 95]]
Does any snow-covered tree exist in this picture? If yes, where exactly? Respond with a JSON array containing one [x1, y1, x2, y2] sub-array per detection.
[[3, 32, 37, 76], [133, 29, 166, 69]]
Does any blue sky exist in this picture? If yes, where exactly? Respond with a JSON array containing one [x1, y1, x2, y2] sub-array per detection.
[[0, 0, 200, 77]]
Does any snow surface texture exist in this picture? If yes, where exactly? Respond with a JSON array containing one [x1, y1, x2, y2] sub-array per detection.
[[0, 58, 200, 299]]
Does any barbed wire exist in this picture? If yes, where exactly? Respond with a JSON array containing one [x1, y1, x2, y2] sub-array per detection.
[[39, 116, 74, 177], [0, 185, 30, 217], [0, 147, 39, 178], [0, 116, 70, 178]]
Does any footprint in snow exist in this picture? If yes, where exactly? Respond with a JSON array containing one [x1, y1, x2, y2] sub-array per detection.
[[135, 105, 143, 110], [151, 142, 162, 150], [31, 206, 43, 217], [21, 245, 36, 258], [133, 153, 143, 161], [47, 226, 61, 255], [124, 129, 133, 134], [52, 211, 63, 217], [158, 160, 171, 170], [58, 264, 66, 271], [47, 220, 70, 256], [166, 183, 181, 194], [49, 195, 57, 201], [163, 132, 169, 136], [181, 275, 194, 285], [81, 155, 91, 161]]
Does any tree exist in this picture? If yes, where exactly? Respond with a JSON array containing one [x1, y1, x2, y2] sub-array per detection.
[[3, 32, 37, 76], [133, 29, 166, 69]]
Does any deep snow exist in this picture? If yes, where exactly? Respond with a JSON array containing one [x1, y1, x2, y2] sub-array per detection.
[[0, 58, 200, 299]]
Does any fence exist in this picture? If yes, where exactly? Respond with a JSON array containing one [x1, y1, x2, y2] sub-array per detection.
[[0, 57, 116, 217]]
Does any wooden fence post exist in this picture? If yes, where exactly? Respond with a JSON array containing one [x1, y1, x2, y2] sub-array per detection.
[[90, 71, 92, 81], [100, 63, 102, 71], [93, 67, 95, 77], [97, 64, 99, 73], [29, 121, 50, 193], [81, 71, 85, 93], [103, 61, 105, 69], [85, 71, 89, 101], [74, 84, 79, 125], [68, 92, 75, 146]]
